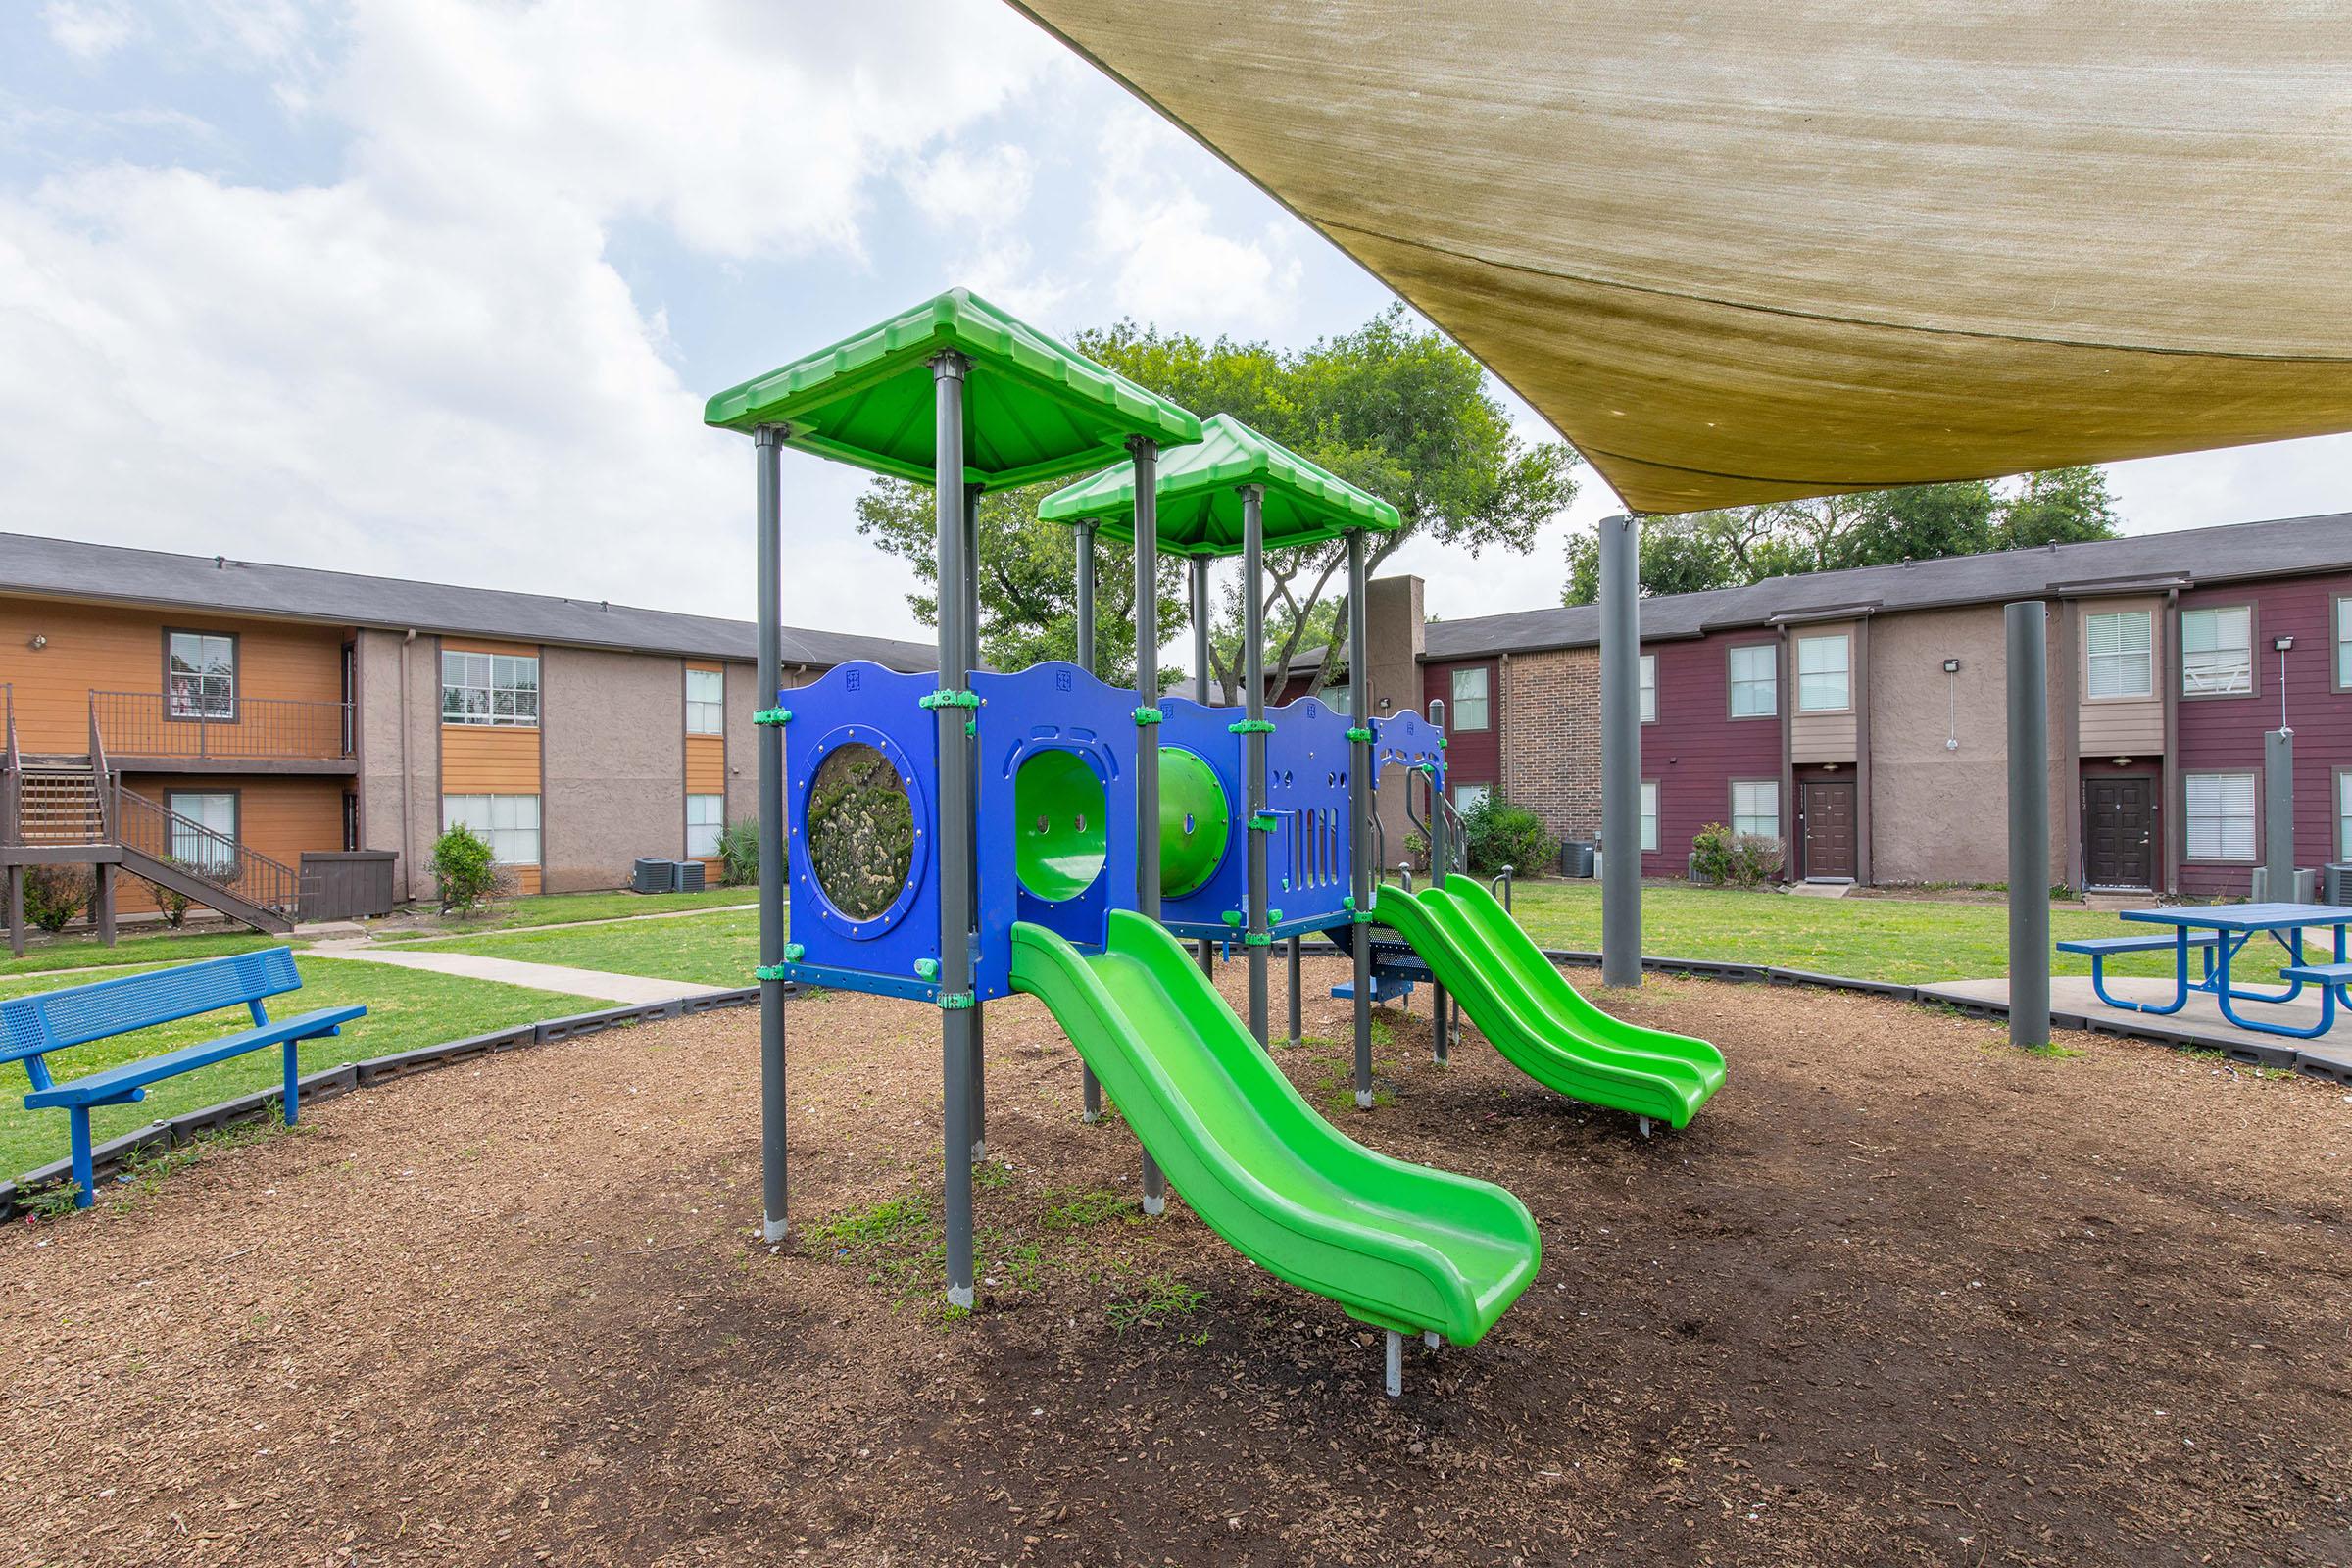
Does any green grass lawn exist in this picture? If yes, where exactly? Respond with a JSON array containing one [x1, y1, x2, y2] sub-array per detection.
[[0, 926, 294, 979], [369, 884, 753, 941], [0, 960, 599, 1182], [1505, 879, 2179, 985], [400, 908, 762, 989]]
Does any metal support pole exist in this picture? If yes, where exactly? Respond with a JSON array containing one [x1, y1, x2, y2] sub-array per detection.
[[1347, 529, 1375, 1108], [1384, 1330, 1403, 1397], [1427, 695, 1449, 1062], [1599, 514, 1642, 990], [1286, 934, 1302, 1048], [964, 483, 987, 1164], [1241, 486, 1271, 1048], [1075, 519, 1104, 1124], [932, 353, 977, 1305], [2006, 600, 2050, 1050], [95, 862, 115, 948], [1191, 554, 1215, 977], [6, 866, 24, 959], [1131, 437, 1168, 1215], [754, 426, 790, 1244], [2264, 728, 2296, 900]]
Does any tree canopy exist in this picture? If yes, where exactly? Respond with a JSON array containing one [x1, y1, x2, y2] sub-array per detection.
[[855, 305, 1579, 698], [1559, 468, 2123, 604]]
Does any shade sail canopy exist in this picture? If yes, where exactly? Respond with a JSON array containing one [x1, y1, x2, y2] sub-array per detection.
[[1039, 412, 1402, 555], [1008, 1, 2352, 513], [705, 287, 1202, 489]]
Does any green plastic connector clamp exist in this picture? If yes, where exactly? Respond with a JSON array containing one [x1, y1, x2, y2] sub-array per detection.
[[754, 707, 792, 727], [1345, 726, 1374, 744], [784, 943, 806, 961], [1243, 931, 1274, 947], [1132, 706, 1163, 725], [1221, 909, 1244, 928], [1436, 735, 1448, 749], [754, 963, 791, 982], [938, 991, 976, 1010], [1227, 718, 1276, 735], [1351, 909, 1380, 923], [965, 718, 976, 738], [1416, 761, 1439, 776], [1269, 908, 1283, 923], [919, 688, 980, 710], [1247, 811, 1279, 832], [1343, 895, 1355, 909], [914, 957, 940, 980]]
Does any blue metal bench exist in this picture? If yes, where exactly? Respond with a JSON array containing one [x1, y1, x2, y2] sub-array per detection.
[[2056, 930, 2221, 1013], [0, 949, 365, 1207]]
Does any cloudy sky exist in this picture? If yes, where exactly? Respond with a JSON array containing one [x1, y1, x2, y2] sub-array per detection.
[[5, 0, 2347, 644]]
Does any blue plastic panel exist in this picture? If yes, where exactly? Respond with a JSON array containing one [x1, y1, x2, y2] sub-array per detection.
[[1157, 696, 1244, 936]]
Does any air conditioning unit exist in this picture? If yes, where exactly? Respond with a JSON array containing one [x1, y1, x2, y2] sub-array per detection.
[[671, 859, 707, 893], [632, 858, 673, 895], [2249, 866, 2318, 904], [2324, 863, 2352, 906]]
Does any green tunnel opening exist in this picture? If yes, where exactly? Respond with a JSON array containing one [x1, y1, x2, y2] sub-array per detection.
[[1015, 748, 1108, 903], [1158, 746, 1231, 900]]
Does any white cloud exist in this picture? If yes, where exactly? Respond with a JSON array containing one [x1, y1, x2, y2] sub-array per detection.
[[903, 143, 1037, 232], [41, 1, 145, 61], [1088, 108, 1301, 334]]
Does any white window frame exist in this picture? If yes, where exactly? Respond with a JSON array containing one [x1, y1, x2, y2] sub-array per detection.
[[1795, 633, 1850, 713], [2180, 606, 2252, 698], [2084, 610, 2153, 701], [2340, 770, 2352, 861], [166, 630, 237, 719], [1449, 666, 1491, 732], [1728, 643, 1776, 718], [1639, 654, 1656, 724], [2336, 595, 2352, 692], [685, 668, 725, 735], [687, 793, 724, 858], [2182, 771, 2256, 863], [1731, 780, 1780, 840], [1451, 782, 1491, 812], [442, 793, 542, 866], [166, 790, 238, 874], [441, 651, 541, 728], [1640, 780, 1659, 854]]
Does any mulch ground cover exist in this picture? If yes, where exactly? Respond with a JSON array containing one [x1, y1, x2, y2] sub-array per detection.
[[3, 961, 2347, 1566]]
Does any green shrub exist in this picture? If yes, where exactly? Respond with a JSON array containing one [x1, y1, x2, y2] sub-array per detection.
[[22, 864, 90, 933], [429, 826, 501, 915], [717, 816, 761, 887], [1458, 792, 1555, 876], [1690, 822, 1784, 888], [148, 858, 198, 928]]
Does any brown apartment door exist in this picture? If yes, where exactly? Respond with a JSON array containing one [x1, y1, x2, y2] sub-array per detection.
[[2082, 775, 2156, 890], [1798, 776, 1857, 881]]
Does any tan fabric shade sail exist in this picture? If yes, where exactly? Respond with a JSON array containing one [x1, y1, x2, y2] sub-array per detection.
[[1008, 0, 2352, 514]]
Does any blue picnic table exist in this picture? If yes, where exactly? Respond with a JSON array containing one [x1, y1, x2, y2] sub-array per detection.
[[2059, 902, 2352, 1039]]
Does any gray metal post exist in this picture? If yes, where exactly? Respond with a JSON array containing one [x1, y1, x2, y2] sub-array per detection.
[[1347, 529, 1375, 1107], [1075, 519, 1104, 1123], [1242, 486, 1271, 1047], [1599, 514, 1642, 989], [754, 426, 790, 1244], [1130, 437, 1168, 1214], [2006, 600, 2051, 1050], [964, 483, 987, 1163], [2265, 728, 2296, 901], [1190, 554, 1215, 977], [1428, 695, 1449, 1062], [1286, 933, 1302, 1048], [932, 354, 977, 1304]]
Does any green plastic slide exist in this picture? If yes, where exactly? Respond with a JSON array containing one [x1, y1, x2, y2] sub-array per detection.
[[1009, 911, 1539, 1344], [1375, 875, 1727, 1128]]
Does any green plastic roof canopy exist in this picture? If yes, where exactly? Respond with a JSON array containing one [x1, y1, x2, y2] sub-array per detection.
[[704, 287, 1203, 489], [1038, 413, 1401, 556]]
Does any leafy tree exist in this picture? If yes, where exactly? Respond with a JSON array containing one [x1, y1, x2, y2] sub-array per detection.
[[1561, 466, 2120, 603], [855, 305, 1579, 702]]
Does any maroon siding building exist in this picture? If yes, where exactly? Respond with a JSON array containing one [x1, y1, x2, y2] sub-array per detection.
[[1642, 632, 1785, 878]]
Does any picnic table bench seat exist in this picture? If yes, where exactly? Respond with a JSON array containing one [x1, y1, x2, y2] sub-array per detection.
[[0, 949, 363, 1207], [2056, 932, 2221, 956], [2278, 960, 2352, 985]]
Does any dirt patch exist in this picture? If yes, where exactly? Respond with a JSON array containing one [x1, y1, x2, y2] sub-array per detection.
[[3, 964, 2349, 1566]]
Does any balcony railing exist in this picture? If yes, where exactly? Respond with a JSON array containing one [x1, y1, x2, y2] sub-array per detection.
[[91, 690, 354, 763]]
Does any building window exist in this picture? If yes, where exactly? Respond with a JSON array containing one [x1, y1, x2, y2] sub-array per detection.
[[2337, 596, 2352, 690], [2182, 771, 2255, 862], [166, 630, 237, 719], [687, 794, 724, 858], [2085, 610, 2153, 699], [442, 651, 541, 727], [442, 793, 542, 865], [2341, 772, 2352, 860], [1728, 644, 1776, 717], [165, 791, 237, 873], [1322, 683, 1350, 717], [1731, 780, 1780, 839], [1449, 667, 1491, 732], [1452, 782, 1491, 813], [1639, 654, 1657, 723], [1795, 633, 1849, 712], [1640, 780, 1659, 854], [686, 668, 725, 735], [2180, 606, 2252, 696]]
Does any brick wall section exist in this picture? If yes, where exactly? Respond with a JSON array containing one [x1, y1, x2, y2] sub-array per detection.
[[1498, 647, 1601, 849]]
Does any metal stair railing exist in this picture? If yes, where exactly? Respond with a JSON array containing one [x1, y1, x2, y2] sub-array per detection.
[[113, 787, 306, 919], [1, 683, 17, 854]]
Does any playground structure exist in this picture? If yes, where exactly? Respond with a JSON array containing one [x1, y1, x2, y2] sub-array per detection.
[[705, 287, 1724, 1392]]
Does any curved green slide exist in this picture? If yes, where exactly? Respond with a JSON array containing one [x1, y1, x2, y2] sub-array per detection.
[[1009, 910, 1539, 1344], [1375, 875, 1726, 1128]]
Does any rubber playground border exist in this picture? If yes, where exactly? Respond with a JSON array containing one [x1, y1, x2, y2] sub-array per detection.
[[7, 949, 2343, 1223]]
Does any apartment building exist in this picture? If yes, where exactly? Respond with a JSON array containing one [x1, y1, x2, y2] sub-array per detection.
[[1379, 512, 2352, 896], [1, 533, 929, 946]]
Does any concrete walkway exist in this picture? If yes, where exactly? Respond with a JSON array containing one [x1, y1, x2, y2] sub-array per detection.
[[306, 940, 728, 1005], [1932, 973, 2352, 1075]]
